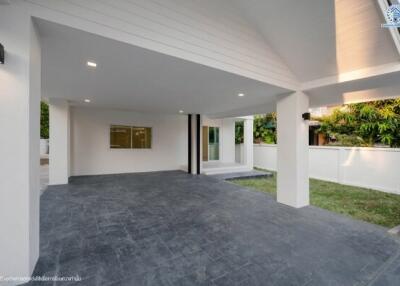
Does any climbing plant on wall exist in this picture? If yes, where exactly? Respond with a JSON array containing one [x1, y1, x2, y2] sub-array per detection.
[[318, 99, 400, 147], [40, 101, 49, 139]]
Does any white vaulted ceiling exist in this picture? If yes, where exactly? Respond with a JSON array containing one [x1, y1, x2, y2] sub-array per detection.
[[233, 0, 400, 82]]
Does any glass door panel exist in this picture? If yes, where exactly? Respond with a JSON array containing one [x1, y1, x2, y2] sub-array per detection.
[[208, 127, 219, 160]]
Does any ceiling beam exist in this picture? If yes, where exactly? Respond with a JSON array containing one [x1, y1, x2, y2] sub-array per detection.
[[301, 62, 400, 91]]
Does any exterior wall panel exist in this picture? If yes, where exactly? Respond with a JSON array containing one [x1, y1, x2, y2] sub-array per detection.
[[70, 107, 187, 175]]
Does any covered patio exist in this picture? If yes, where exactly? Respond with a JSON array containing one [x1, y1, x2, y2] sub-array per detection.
[[2, 0, 400, 284], [29, 171, 399, 286]]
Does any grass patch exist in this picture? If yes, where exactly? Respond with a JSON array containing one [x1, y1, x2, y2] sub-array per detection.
[[231, 170, 400, 228]]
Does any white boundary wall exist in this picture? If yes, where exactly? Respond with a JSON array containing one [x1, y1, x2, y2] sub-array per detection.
[[254, 144, 400, 195]]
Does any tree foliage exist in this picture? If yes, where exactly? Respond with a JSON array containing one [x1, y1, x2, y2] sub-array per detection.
[[41, 101, 49, 139], [235, 99, 400, 147], [235, 121, 244, 144], [253, 113, 277, 144], [318, 99, 400, 147]]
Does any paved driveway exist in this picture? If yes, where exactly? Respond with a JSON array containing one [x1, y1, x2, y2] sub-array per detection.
[[29, 171, 400, 285]]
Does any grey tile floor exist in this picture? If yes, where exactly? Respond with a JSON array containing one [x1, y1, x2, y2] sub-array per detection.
[[27, 171, 400, 285]]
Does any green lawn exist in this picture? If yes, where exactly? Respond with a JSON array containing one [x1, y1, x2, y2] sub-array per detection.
[[231, 170, 400, 228]]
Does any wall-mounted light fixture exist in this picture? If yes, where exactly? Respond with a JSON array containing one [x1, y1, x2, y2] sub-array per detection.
[[87, 61, 97, 68], [302, 112, 311, 120], [0, 43, 4, 64]]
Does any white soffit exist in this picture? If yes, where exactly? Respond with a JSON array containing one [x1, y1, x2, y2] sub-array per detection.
[[37, 19, 290, 117], [25, 0, 299, 90]]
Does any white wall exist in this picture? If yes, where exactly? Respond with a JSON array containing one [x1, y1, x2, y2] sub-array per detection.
[[0, 3, 40, 284], [254, 144, 400, 195], [25, 0, 298, 90], [28, 17, 41, 275], [49, 98, 70, 185], [235, 144, 244, 163], [70, 107, 187, 176], [202, 117, 236, 163], [254, 144, 277, 171]]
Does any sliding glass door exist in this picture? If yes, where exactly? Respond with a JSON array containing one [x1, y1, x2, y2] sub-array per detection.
[[208, 127, 219, 161]]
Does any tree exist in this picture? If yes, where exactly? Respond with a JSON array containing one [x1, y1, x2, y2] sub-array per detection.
[[318, 99, 400, 147], [235, 121, 244, 144], [253, 113, 277, 144], [40, 101, 49, 139]]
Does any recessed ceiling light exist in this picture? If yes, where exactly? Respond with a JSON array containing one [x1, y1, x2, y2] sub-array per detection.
[[179, 110, 184, 113], [87, 61, 97, 68], [84, 99, 91, 103], [238, 93, 245, 97]]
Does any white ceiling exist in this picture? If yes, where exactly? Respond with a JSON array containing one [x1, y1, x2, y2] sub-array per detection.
[[37, 19, 290, 117], [233, 0, 399, 82]]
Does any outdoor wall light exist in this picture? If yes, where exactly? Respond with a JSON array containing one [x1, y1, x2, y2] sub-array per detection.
[[0, 43, 4, 64], [302, 112, 311, 120], [86, 61, 97, 68]]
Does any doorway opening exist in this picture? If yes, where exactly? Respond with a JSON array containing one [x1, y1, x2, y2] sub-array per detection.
[[202, 126, 220, 161]]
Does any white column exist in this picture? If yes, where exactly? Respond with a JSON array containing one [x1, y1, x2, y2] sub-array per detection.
[[243, 116, 254, 169], [0, 4, 41, 283], [221, 118, 236, 163], [49, 99, 70, 185], [277, 91, 309, 208]]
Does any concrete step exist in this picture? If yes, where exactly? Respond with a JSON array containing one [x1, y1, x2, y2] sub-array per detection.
[[203, 166, 252, 175]]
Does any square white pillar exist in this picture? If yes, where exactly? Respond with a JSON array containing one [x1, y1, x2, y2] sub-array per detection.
[[277, 91, 309, 208], [0, 5, 41, 284], [49, 99, 70, 185], [243, 117, 254, 169]]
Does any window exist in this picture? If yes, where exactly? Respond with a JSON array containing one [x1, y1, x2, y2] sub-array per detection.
[[110, 125, 151, 149], [110, 125, 131, 149], [132, 127, 152, 149]]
